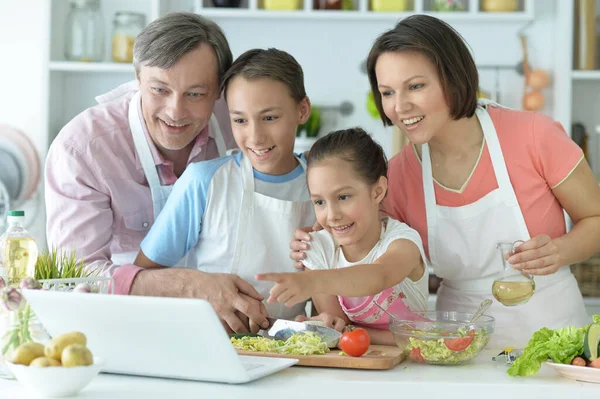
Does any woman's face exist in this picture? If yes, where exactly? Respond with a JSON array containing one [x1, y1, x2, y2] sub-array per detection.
[[375, 51, 452, 145]]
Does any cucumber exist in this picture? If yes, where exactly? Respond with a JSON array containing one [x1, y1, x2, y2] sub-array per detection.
[[584, 323, 600, 361]]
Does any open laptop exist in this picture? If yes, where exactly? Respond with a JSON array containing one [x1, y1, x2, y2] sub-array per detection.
[[23, 289, 297, 384]]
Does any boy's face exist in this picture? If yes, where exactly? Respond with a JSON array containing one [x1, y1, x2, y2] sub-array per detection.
[[226, 77, 310, 175]]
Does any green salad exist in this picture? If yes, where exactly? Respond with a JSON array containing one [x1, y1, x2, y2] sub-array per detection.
[[231, 332, 329, 356], [508, 314, 600, 377], [407, 327, 489, 364]]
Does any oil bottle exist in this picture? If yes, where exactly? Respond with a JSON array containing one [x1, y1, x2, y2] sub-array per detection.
[[492, 241, 535, 306], [2, 210, 38, 286]]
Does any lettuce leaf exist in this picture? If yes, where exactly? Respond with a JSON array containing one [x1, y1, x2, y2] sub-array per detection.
[[507, 324, 589, 377], [231, 332, 329, 355]]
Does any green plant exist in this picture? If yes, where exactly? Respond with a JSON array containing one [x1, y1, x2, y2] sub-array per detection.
[[35, 247, 97, 280], [297, 107, 321, 138]]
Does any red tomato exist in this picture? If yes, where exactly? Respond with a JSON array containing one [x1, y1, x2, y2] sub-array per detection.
[[409, 347, 424, 362], [339, 328, 370, 357], [444, 329, 475, 351]]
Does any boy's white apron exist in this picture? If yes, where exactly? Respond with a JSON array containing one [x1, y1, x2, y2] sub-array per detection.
[[190, 153, 314, 319]]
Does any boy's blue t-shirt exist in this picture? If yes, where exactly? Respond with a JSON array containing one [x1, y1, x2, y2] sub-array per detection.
[[140, 151, 307, 266]]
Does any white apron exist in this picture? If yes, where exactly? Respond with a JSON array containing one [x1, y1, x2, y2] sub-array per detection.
[[422, 102, 589, 348], [111, 91, 227, 265], [190, 153, 314, 320]]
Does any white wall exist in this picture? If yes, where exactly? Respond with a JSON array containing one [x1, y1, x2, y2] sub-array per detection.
[[0, 1, 50, 247]]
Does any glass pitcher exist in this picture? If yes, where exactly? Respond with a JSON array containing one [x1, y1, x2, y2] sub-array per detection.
[[492, 241, 535, 306]]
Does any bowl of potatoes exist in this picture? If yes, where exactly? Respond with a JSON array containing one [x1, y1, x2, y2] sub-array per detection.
[[6, 331, 102, 398]]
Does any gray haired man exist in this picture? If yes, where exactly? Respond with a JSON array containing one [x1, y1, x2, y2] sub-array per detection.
[[45, 12, 270, 333]]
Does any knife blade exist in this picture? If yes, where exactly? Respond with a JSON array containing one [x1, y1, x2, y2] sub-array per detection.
[[262, 317, 341, 348]]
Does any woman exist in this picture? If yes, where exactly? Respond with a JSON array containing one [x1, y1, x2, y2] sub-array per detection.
[[292, 15, 600, 347]]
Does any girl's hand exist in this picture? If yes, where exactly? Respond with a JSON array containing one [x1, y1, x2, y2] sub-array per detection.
[[289, 223, 324, 270], [256, 271, 316, 307], [295, 313, 347, 332], [508, 234, 561, 275]]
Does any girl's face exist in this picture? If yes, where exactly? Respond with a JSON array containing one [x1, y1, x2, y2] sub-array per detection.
[[308, 157, 386, 249], [375, 51, 451, 145]]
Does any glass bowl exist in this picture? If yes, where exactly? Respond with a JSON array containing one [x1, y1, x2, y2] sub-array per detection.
[[389, 311, 495, 365]]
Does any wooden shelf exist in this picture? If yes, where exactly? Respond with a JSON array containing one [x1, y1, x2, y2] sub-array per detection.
[[197, 9, 534, 21], [572, 70, 600, 80], [49, 62, 134, 73]]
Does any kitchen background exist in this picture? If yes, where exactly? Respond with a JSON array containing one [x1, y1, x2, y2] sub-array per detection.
[[0, 0, 599, 312]]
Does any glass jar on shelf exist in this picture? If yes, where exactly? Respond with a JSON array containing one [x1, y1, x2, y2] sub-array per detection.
[[314, 0, 341, 10], [112, 12, 146, 63], [64, 0, 105, 62]]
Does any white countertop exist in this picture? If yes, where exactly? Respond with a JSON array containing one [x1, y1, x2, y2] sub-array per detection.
[[1, 349, 599, 399]]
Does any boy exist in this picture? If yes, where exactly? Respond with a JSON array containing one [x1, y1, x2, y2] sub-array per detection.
[[134, 48, 315, 326]]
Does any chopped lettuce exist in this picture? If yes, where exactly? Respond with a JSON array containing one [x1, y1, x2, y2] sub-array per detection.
[[507, 315, 600, 377], [231, 332, 329, 355], [407, 327, 489, 364]]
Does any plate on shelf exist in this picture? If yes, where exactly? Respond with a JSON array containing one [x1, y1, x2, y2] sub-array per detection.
[[545, 361, 600, 384]]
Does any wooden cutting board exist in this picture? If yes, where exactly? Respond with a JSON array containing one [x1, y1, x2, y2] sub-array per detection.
[[237, 344, 406, 370]]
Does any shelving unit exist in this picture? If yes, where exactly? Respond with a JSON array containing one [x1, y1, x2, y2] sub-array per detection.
[[45, 0, 536, 150]]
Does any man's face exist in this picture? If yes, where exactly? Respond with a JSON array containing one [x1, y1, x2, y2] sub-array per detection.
[[137, 45, 220, 153]]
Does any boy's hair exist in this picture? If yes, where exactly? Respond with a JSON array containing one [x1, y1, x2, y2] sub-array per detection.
[[308, 127, 387, 188], [134, 12, 232, 86], [366, 14, 478, 126], [221, 48, 306, 102]]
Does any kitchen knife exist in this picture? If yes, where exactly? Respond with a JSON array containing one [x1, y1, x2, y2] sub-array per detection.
[[263, 317, 341, 348]]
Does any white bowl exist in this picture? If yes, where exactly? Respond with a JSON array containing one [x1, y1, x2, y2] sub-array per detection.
[[7, 357, 103, 398]]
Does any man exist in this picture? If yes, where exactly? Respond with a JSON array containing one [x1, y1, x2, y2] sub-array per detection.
[[45, 12, 269, 333]]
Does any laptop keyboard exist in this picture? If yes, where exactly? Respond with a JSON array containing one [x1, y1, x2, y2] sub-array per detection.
[[243, 363, 264, 371]]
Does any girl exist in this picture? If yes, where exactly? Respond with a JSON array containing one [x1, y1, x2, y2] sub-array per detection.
[[258, 128, 429, 345]]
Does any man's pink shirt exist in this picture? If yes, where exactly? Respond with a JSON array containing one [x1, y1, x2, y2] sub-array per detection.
[[45, 88, 235, 294]]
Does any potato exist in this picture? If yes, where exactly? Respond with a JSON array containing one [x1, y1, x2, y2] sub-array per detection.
[[10, 342, 45, 366], [61, 344, 93, 367], [30, 356, 61, 367], [590, 358, 600, 368], [44, 332, 87, 361]]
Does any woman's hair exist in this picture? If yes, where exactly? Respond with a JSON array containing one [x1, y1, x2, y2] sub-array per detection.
[[366, 14, 479, 126], [307, 127, 387, 187]]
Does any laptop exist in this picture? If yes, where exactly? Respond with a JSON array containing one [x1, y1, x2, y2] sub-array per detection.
[[23, 289, 297, 384]]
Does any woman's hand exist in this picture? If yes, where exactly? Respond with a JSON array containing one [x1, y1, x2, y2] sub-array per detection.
[[289, 223, 323, 270], [294, 313, 347, 332], [508, 235, 561, 275], [257, 271, 319, 307]]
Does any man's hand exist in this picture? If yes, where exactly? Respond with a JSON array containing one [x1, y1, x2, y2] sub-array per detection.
[[131, 268, 269, 333], [289, 223, 323, 270]]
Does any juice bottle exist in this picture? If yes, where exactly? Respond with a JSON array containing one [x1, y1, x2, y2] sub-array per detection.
[[2, 210, 38, 287]]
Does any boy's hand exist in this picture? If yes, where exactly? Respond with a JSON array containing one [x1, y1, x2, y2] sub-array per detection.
[[257, 271, 318, 307], [289, 222, 323, 270]]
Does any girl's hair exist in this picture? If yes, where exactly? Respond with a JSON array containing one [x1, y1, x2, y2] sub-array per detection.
[[307, 127, 387, 187], [366, 14, 478, 126]]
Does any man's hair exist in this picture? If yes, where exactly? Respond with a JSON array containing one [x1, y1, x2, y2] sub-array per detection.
[[366, 14, 479, 125], [133, 12, 233, 85], [221, 48, 306, 103]]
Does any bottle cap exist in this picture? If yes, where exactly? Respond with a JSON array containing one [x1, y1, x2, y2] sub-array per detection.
[[7, 210, 24, 217]]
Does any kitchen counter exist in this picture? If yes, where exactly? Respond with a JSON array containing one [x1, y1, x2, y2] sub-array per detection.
[[0, 349, 598, 399]]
